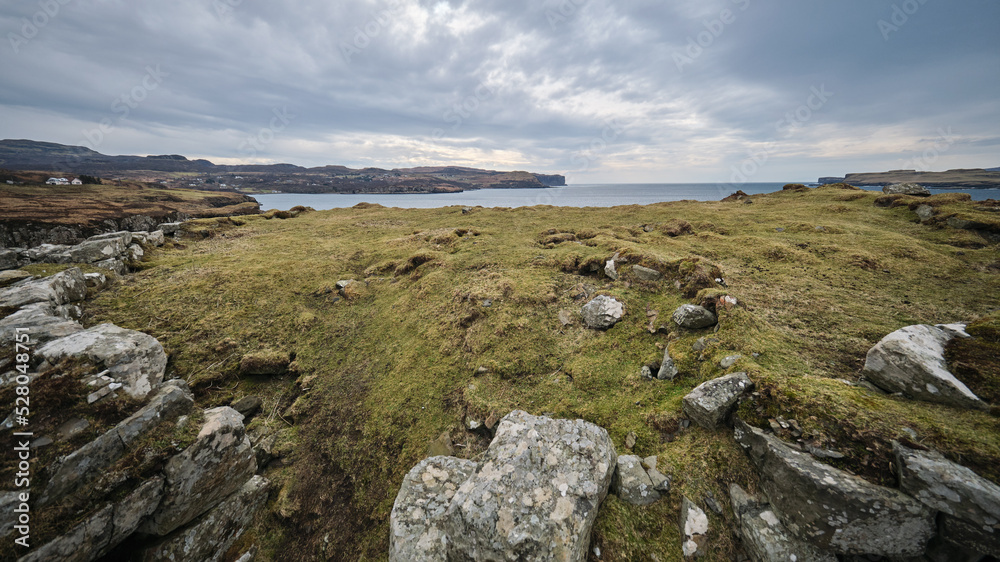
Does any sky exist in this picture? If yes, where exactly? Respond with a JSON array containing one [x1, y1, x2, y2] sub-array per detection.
[[1, 0, 998, 183]]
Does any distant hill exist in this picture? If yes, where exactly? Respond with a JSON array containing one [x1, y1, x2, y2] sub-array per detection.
[[818, 168, 1000, 188], [0, 139, 566, 193]]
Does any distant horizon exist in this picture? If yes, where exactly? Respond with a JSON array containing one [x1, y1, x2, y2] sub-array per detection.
[[2, 137, 996, 187]]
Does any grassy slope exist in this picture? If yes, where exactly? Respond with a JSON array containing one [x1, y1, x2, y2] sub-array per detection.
[[86, 186, 1000, 561]]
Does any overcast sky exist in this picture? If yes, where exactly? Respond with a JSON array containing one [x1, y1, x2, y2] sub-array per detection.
[[2, 0, 998, 183]]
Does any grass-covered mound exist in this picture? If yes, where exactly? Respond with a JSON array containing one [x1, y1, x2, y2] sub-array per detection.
[[86, 186, 1000, 561]]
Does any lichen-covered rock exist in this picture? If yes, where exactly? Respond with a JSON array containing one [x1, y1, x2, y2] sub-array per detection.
[[444, 410, 617, 562], [941, 515, 1000, 557], [141, 406, 256, 536], [884, 183, 931, 197], [729, 483, 837, 562], [682, 373, 754, 429], [733, 419, 934, 556], [45, 237, 126, 264], [390, 456, 478, 562], [42, 380, 193, 505], [0, 302, 82, 349], [672, 304, 717, 330], [612, 455, 660, 505], [863, 324, 987, 410], [642, 456, 671, 493], [581, 295, 624, 330], [0, 267, 86, 309], [894, 441, 1000, 555], [36, 323, 167, 399], [680, 496, 709, 558], [137, 475, 270, 562]]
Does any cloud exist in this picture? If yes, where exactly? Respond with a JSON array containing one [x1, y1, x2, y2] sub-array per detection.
[[1, 0, 997, 182]]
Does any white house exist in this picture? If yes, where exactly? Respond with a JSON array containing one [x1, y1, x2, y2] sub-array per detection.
[[46, 177, 70, 185], [71, 178, 83, 185]]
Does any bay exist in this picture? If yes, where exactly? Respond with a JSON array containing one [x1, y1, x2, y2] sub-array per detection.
[[252, 183, 1000, 210]]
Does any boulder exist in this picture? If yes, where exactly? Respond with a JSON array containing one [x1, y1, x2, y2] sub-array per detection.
[[604, 259, 618, 280], [232, 395, 263, 418], [680, 496, 709, 558], [137, 475, 270, 562], [126, 243, 145, 262], [94, 258, 127, 275], [941, 516, 1000, 558], [862, 324, 987, 410], [894, 441, 1000, 555], [141, 406, 257, 536], [916, 204, 936, 222], [444, 411, 617, 562], [672, 305, 717, 330], [0, 249, 17, 271], [36, 323, 167, 399], [19, 243, 70, 262], [87, 231, 133, 246], [657, 348, 679, 381], [84, 272, 109, 290], [719, 354, 742, 369], [612, 454, 661, 505], [884, 183, 931, 197], [0, 267, 87, 309], [729, 483, 837, 562], [132, 230, 165, 247], [581, 295, 624, 330], [158, 222, 183, 235], [632, 265, 662, 282], [682, 373, 754, 430], [46, 237, 126, 264], [733, 419, 934, 556], [42, 380, 193, 505], [0, 302, 83, 349], [0, 269, 32, 287], [390, 456, 478, 562]]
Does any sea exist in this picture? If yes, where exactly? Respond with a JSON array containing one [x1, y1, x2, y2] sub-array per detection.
[[252, 183, 1000, 211]]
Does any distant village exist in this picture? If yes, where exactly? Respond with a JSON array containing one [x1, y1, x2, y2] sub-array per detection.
[[46, 177, 84, 185]]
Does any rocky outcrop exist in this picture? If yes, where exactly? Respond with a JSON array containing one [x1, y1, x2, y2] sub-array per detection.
[[36, 323, 168, 399], [0, 267, 86, 309], [682, 373, 754, 429], [0, 302, 83, 349], [445, 411, 617, 561], [390, 411, 617, 562], [1, 227, 168, 275], [729, 483, 837, 562], [390, 456, 478, 562], [895, 442, 1000, 556], [883, 183, 931, 197], [141, 406, 257, 536], [672, 304, 717, 330], [41, 380, 194, 506], [581, 295, 624, 330], [612, 455, 661, 505], [22, 478, 165, 562], [136, 475, 271, 562], [862, 324, 987, 410], [733, 420, 934, 556]]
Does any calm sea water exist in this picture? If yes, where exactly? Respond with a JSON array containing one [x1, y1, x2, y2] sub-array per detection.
[[252, 183, 1000, 210]]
